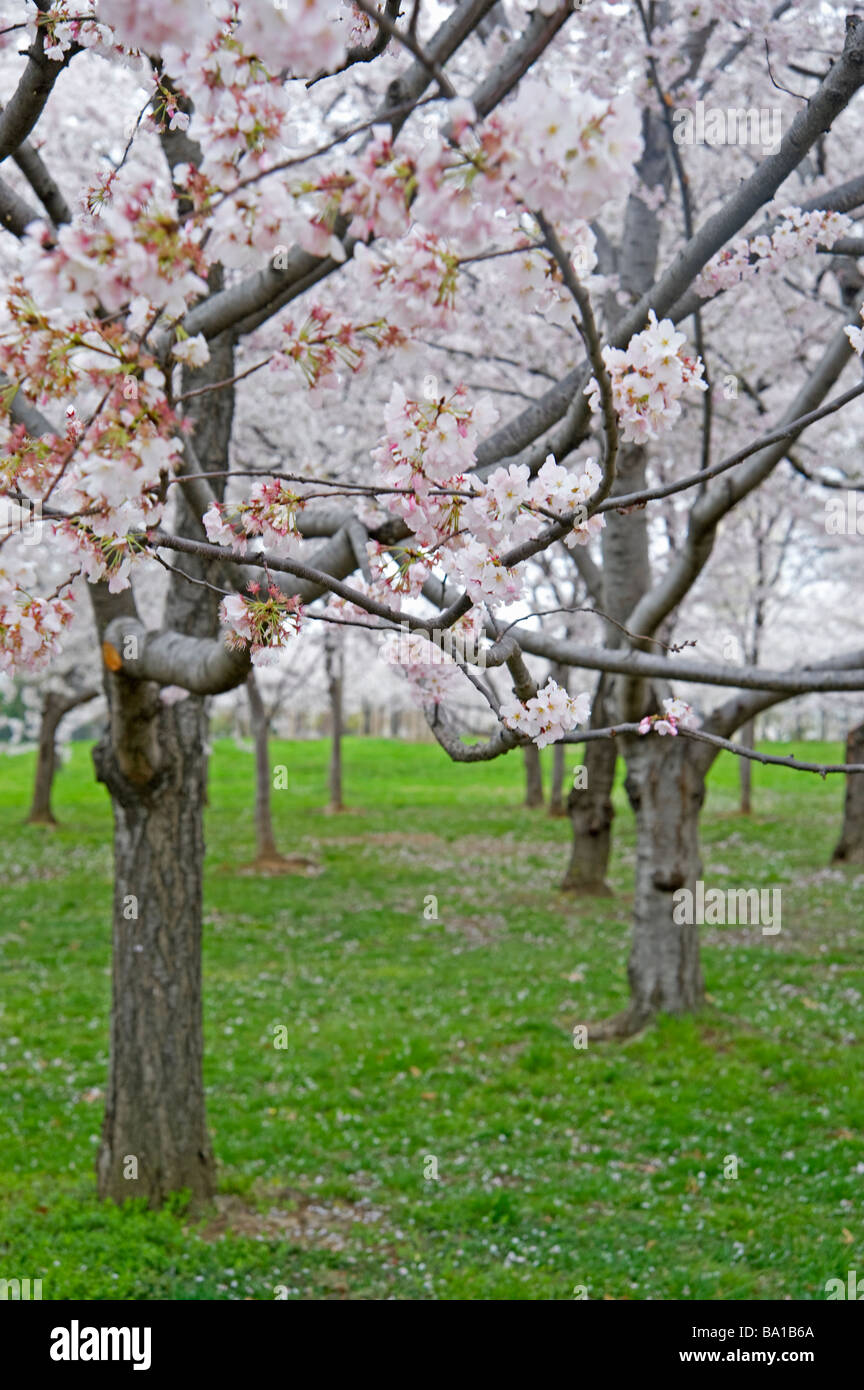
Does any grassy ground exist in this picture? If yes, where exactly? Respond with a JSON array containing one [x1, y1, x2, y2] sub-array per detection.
[[0, 735, 862, 1301]]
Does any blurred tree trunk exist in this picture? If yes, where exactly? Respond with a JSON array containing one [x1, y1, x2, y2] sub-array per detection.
[[247, 670, 280, 862], [523, 743, 544, 807], [549, 741, 566, 816], [93, 249, 235, 1206], [832, 721, 864, 864], [593, 734, 707, 1037], [27, 685, 97, 825], [738, 718, 755, 815], [324, 629, 344, 811], [562, 677, 616, 895]]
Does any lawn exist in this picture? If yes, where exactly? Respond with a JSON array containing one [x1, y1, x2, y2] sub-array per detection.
[[0, 736, 862, 1300]]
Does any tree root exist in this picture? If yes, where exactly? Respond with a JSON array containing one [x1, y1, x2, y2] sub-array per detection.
[[580, 1008, 653, 1041]]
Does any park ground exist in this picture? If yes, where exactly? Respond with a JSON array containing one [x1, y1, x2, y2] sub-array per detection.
[[0, 736, 862, 1300]]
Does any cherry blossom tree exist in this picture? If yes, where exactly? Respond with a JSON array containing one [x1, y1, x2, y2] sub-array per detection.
[[5, 0, 864, 1203]]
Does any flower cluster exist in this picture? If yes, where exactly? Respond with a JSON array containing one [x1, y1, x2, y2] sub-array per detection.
[[340, 128, 418, 243], [220, 583, 303, 666], [203, 481, 306, 557], [500, 680, 592, 750], [0, 292, 183, 588], [353, 232, 461, 333], [99, 0, 347, 77], [366, 543, 431, 600], [638, 698, 700, 737], [0, 561, 74, 674], [186, 70, 293, 193], [408, 84, 641, 251], [271, 305, 406, 400], [172, 335, 211, 368], [243, 79, 639, 272], [370, 380, 607, 608], [464, 454, 605, 558], [587, 311, 707, 445], [492, 79, 642, 227], [21, 182, 209, 321], [372, 384, 498, 536], [24, 0, 113, 58], [505, 229, 603, 328], [53, 522, 149, 594], [694, 208, 853, 298]]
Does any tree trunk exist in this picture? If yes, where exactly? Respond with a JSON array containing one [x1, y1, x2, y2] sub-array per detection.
[[93, 689, 214, 1206], [562, 677, 616, 895], [90, 249, 236, 1207], [593, 735, 706, 1037], [548, 740, 566, 816], [28, 693, 63, 825], [324, 632, 344, 812], [620, 735, 706, 1031], [738, 719, 755, 814], [832, 721, 864, 864], [523, 742, 544, 807], [247, 670, 280, 861], [560, 102, 671, 902], [27, 687, 97, 825]]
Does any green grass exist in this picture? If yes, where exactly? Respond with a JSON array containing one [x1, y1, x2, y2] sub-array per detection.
[[0, 736, 862, 1300]]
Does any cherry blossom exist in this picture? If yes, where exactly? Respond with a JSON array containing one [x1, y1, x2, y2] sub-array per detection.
[[203, 482, 306, 558], [220, 584, 303, 666], [501, 679, 592, 750], [694, 208, 853, 299], [172, 335, 211, 368], [638, 698, 701, 737], [587, 311, 707, 445], [845, 305, 864, 357]]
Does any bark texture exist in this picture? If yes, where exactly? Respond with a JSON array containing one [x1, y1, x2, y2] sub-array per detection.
[[93, 269, 236, 1206], [603, 734, 707, 1034], [93, 692, 214, 1206]]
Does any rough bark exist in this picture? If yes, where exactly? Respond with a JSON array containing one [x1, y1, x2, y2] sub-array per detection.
[[93, 262, 236, 1206], [592, 733, 707, 1036], [26, 685, 97, 825], [832, 721, 864, 864], [523, 742, 544, 807], [93, 690, 214, 1206]]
